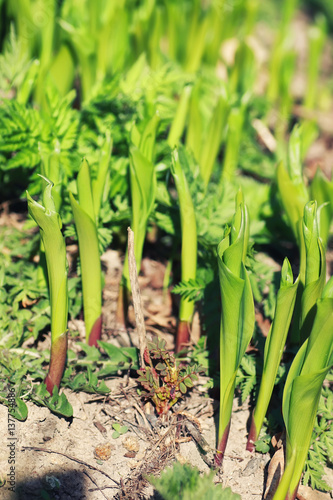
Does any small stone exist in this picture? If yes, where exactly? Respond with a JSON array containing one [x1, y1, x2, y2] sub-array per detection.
[[94, 443, 112, 461]]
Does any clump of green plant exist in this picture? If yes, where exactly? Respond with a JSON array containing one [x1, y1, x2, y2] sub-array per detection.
[[274, 277, 333, 500], [147, 462, 241, 500], [302, 382, 333, 492], [137, 337, 203, 415]]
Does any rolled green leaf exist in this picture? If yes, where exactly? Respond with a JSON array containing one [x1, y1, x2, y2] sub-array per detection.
[[304, 15, 327, 110], [49, 44, 75, 97], [221, 104, 246, 183], [168, 85, 192, 148], [310, 168, 333, 248], [186, 83, 202, 161], [171, 148, 197, 353], [118, 117, 157, 326], [27, 177, 68, 395], [70, 159, 102, 346], [184, 13, 209, 73], [92, 131, 113, 220], [274, 277, 333, 500], [37, 150, 64, 289], [247, 258, 298, 451], [216, 191, 254, 465], [299, 201, 326, 343], [122, 145, 156, 292], [276, 124, 309, 247], [199, 92, 228, 188]]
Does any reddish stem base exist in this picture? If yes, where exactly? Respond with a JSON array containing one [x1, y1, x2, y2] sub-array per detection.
[[175, 320, 190, 353], [287, 485, 300, 500], [45, 333, 68, 395], [214, 421, 231, 467], [88, 315, 103, 347], [246, 413, 257, 452]]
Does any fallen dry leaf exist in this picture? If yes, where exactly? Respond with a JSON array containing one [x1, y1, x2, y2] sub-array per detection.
[[123, 435, 140, 453], [94, 443, 113, 461], [264, 447, 284, 500]]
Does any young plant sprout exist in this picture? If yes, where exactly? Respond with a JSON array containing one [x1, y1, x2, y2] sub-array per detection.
[[37, 149, 64, 290], [171, 148, 197, 353], [118, 115, 158, 326], [304, 15, 327, 111], [299, 200, 326, 343], [199, 92, 229, 189], [186, 83, 229, 189], [215, 191, 254, 466], [27, 177, 68, 395], [310, 168, 333, 249], [221, 102, 246, 183], [69, 158, 103, 346], [274, 277, 333, 500], [247, 258, 298, 451], [168, 85, 192, 148], [276, 125, 308, 255]]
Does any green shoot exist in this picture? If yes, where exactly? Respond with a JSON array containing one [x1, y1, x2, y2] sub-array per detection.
[[299, 201, 326, 343], [69, 158, 103, 346], [215, 191, 254, 465], [310, 168, 333, 248], [27, 177, 68, 395], [304, 15, 327, 110], [221, 101, 247, 183], [168, 85, 192, 149], [199, 92, 229, 188], [171, 148, 197, 353], [247, 258, 298, 451], [118, 116, 157, 326], [274, 277, 333, 500]]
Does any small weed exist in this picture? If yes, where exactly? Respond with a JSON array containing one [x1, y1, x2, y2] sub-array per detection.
[[137, 337, 204, 415], [112, 423, 129, 439]]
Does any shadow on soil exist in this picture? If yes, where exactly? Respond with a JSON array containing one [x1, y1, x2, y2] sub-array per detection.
[[8, 469, 88, 500]]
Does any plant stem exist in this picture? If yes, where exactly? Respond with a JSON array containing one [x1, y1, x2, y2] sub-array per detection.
[[45, 333, 67, 394]]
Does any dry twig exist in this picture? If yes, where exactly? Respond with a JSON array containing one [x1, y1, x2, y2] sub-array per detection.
[[127, 227, 149, 368]]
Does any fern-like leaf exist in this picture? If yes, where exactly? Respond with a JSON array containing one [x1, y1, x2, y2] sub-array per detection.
[[172, 277, 206, 302]]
